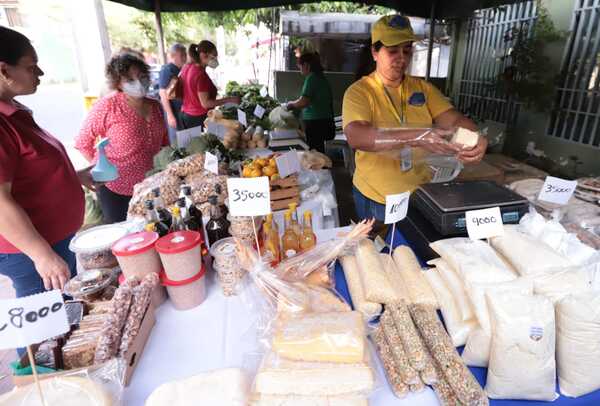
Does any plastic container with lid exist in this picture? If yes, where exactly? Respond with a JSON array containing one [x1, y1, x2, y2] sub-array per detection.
[[70, 224, 129, 270], [160, 266, 207, 310], [64, 268, 115, 302], [209, 237, 245, 296], [155, 231, 203, 282], [113, 231, 167, 306]]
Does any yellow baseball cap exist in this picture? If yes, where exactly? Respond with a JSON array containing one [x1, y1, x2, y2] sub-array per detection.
[[371, 15, 417, 46]]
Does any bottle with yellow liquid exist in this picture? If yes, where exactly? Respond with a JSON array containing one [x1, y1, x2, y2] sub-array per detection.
[[266, 213, 279, 236], [263, 221, 281, 264], [299, 210, 317, 252], [281, 210, 300, 259], [288, 202, 301, 236]]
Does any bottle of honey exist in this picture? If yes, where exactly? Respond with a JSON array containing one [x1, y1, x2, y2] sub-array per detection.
[[288, 202, 301, 237], [263, 221, 281, 264], [281, 210, 300, 259], [299, 210, 317, 252]]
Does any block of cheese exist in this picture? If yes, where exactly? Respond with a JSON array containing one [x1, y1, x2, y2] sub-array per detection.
[[355, 239, 397, 303], [0, 376, 113, 406], [272, 311, 365, 363], [145, 368, 249, 406], [451, 127, 479, 148], [340, 255, 382, 320], [254, 351, 374, 396], [250, 394, 368, 406]]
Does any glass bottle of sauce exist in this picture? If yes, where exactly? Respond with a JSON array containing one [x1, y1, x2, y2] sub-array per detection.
[[170, 206, 186, 232], [205, 195, 230, 246], [281, 210, 300, 259], [152, 187, 172, 228], [177, 197, 200, 232], [288, 202, 301, 236], [144, 200, 169, 237], [180, 185, 204, 230], [299, 210, 317, 252]]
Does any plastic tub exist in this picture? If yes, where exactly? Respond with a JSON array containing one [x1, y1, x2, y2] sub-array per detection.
[[209, 238, 244, 296], [70, 224, 129, 270], [160, 266, 206, 310], [64, 268, 115, 302], [155, 231, 202, 282]]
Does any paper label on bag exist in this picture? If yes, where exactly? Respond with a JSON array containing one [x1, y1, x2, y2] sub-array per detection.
[[204, 151, 219, 175], [465, 206, 504, 240], [0, 290, 69, 350], [401, 147, 412, 171], [176, 125, 202, 149], [537, 176, 577, 205], [254, 104, 266, 119], [227, 177, 271, 216], [237, 109, 247, 127], [275, 151, 301, 178], [385, 192, 410, 224]]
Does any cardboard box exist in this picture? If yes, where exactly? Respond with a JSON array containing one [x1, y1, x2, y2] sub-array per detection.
[[12, 301, 156, 387]]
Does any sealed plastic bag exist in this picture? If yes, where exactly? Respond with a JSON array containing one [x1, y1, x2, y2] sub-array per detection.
[[428, 258, 474, 322], [461, 327, 491, 368], [485, 292, 557, 401], [355, 239, 397, 303], [556, 291, 600, 398], [533, 269, 592, 304], [392, 245, 438, 307], [339, 255, 382, 321]]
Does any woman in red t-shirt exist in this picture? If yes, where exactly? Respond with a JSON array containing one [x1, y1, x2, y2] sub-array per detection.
[[179, 40, 240, 129], [76, 54, 169, 223], [0, 27, 91, 297]]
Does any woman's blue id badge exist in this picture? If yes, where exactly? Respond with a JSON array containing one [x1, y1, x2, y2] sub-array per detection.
[[401, 147, 412, 171]]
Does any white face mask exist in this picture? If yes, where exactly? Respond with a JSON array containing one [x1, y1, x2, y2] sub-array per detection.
[[121, 79, 148, 98], [207, 58, 219, 69]]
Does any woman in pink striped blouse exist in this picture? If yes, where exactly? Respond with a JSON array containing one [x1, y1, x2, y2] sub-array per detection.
[[76, 53, 168, 223]]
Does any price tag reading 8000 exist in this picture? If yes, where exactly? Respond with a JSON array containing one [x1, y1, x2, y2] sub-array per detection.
[[227, 177, 271, 217], [0, 290, 69, 350]]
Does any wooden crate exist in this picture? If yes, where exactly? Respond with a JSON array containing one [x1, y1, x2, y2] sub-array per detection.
[[270, 175, 300, 211]]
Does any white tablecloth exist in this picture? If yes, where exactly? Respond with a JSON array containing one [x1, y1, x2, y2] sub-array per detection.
[[122, 273, 441, 405]]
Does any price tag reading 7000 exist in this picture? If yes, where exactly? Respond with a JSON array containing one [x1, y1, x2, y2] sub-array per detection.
[[227, 177, 271, 217], [0, 290, 69, 350]]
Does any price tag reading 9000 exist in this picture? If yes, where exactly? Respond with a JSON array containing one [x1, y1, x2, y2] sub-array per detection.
[[227, 177, 271, 217]]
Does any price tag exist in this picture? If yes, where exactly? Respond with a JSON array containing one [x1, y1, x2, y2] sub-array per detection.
[[206, 122, 228, 139], [176, 125, 202, 149], [465, 206, 504, 240], [237, 109, 247, 127], [385, 192, 410, 224], [400, 147, 412, 172], [537, 176, 577, 205], [227, 177, 271, 217], [204, 151, 219, 175], [254, 104, 266, 119], [0, 290, 69, 350], [260, 86, 268, 97], [275, 150, 301, 178]]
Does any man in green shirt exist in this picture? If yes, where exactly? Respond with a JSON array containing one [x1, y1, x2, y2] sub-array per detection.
[[287, 53, 335, 153]]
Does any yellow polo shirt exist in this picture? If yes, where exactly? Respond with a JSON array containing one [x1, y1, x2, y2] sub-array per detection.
[[342, 72, 453, 204]]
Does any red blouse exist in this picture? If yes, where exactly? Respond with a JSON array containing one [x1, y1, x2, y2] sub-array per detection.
[[181, 63, 217, 116], [75, 92, 168, 196], [0, 100, 84, 253]]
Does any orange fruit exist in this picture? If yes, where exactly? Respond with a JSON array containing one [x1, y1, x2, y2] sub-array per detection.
[[250, 168, 263, 178], [262, 165, 276, 177], [242, 166, 252, 178]]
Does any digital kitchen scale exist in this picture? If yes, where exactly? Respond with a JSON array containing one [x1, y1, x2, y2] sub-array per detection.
[[412, 180, 530, 236]]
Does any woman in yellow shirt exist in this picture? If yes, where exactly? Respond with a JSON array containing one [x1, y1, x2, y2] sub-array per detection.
[[343, 15, 487, 221]]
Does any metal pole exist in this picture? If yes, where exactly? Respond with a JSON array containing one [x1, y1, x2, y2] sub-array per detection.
[[425, 0, 436, 81], [154, 0, 166, 65]]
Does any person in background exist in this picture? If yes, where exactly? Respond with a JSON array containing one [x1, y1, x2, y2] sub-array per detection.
[[343, 15, 487, 225], [286, 53, 335, 153], [179, 40, 240, 129], [158, 43, 187, 145], [0, 27, 92, 297], [76, 53, 168, 223]]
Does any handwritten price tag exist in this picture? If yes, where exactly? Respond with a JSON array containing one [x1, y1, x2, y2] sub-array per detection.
[[254, 104, 266, 119], [465, 206, 504, 240], [227, 177, 271, 217], [237, 109, 247, 127], [0, 290, 69, 350], [538, 176, 577, 205], [275, 151, 301, 178], [204, 151, 219, 175], [385, 192, 410, 224]]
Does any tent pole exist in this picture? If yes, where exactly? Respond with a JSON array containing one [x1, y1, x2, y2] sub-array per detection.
[[154, 0, 166, 64], [425, 0, 436, 81]]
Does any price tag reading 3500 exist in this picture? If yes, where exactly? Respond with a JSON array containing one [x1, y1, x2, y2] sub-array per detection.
[[538, 176, 577, 206], [227, 177, 271, 217]]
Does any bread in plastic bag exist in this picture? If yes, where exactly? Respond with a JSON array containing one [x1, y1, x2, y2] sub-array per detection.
[[490, 225, 573, 276], [145, 368, 249, 406], [422, 268, 476, 347], [428, 258, 474, 321], [0, 359, 124, 406], [378, 312, 420, 385], [370, 326, 410, 398], [485, 292, 557, 401], [533, 268, 592, 304], [461, 327, 491, 368], [556, 291, 600, 398], [354, 239, 397, 304], [380, 254, 410, 303], [254, 348, 375, 397], [339, 255, 382, 321], [392, 245, 438, 307]]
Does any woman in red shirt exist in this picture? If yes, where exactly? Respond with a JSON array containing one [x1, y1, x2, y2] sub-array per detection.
[[0, 27, 90, 297], [179, 40, 240, 129], [76, 54, 169, 223]]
